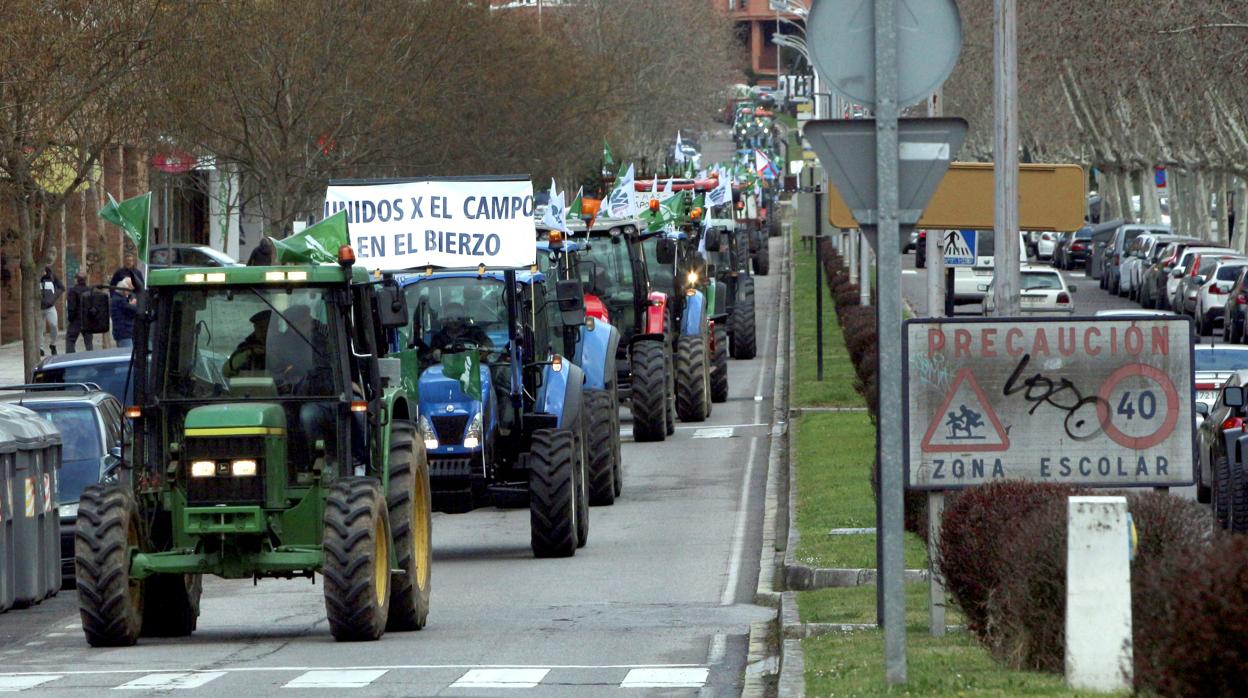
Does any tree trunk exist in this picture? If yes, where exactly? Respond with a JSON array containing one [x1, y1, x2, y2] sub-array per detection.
[[1116, 168, 1135, 223], [16, 194, 40, 382], [1141, 166, 1162, 223], [1232, 177, 1248, 254], [1194, 170, 1213, 241], [1170, 170, 1187, 237]]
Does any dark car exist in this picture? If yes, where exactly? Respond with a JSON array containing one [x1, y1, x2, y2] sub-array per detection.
[[1140, 239, 1200, 309], [0, 385, 125, 583], [33, 348, 133, 403], [1055, 227, 1093, 269], [1086, 218, 1124, 280], [148, 244, 240, 270], [1224, 268, 1248, 343]]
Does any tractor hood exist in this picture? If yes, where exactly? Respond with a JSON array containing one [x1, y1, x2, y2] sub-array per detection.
[[419, 364, 491, 413], [184, 402, 286, 436]]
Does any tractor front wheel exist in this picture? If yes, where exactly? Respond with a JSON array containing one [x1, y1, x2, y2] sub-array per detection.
[[585, 389, 618, 505], [75, 485, 144, 647], [664, 348, 676, 435], [141, 573, 201, 637], [711, 325, 729, 403], [323, 478, 392, 641], [675, 335, 711, 422], [753, 242, 770, 276], [630, 340, 668, 442], [529, 429, 579, 558], [385, 421, 432, 632]]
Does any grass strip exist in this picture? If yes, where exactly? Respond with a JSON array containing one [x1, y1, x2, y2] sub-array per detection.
[[791, 230, 863, 408]]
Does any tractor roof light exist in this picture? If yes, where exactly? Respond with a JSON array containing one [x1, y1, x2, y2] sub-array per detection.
[[649, 199, 660, 212], [337, 245, 356, 268], [549, 230, 564, 247], [691, 208, 702, 220], [477, 263, 487, 276]]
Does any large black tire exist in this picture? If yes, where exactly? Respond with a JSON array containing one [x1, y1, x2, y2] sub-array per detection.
[[732, 230, 751, 271], [675, 335, 711, 422], [1215, 455, 1233, 531], [75, 485, 144, 647], [768, 214, 782, 238], [529, 429, 579, 558], [574, 410, 589, 549], [753, 242, 770, 276], [585, 389, 617, 506], [322, 478, 392, 641], [711, 324, 729, 403], [664, 348, 676, 435], [630, 340, 668, 442], [730, 277, 758, 360], [1198, 310, 1213, 337], [141, 574, 201, 637], [385, 421, 432, 632], [610, 383, 623, 499], [1232, 458, 1248, 534]]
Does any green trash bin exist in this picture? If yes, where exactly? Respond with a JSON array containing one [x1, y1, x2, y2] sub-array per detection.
[[0, 420, 16, 613], [0, 405, 62, 607]]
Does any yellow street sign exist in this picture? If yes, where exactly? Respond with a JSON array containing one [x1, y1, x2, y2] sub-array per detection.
[[827, 162, 1086, 232]]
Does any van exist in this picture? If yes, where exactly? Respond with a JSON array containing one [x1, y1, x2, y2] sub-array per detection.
[[952, 231, 1030, 304]]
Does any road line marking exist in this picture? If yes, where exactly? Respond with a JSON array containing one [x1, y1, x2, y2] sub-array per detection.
[[692, 427, 734, 439], [451, 668, 549, 688], [707, 633, 727, 665], [621, 667, 709, 688], [22, 642, 43, 647], [62, 624, 80, 630], [721, 436, 760, 606], [283, 670, 386, 689], [115, 672, 225, 690], [44, 633, 65, 638], [902, 269, 918, 275], [0, 664, 705, 678], [0, 675, 60, 692], [676, 422, 766, 430]]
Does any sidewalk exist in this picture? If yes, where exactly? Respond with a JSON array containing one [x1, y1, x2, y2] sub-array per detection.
[[0, 341, 26, 385]]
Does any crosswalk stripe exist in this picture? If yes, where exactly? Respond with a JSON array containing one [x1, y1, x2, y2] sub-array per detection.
[[0, 676, 60, 692], [692, 427, 735, 439], [115, 672, 225, 690], [620, 667, 709, 688], [283, 670, 387, 689], [451, 668, 550, 688]]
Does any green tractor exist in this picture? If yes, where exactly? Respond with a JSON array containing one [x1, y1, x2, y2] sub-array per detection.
[[74, 250, 433, 646]]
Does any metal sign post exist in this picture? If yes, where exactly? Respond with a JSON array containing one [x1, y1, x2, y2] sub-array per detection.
[[993, 0, 1020, 317]]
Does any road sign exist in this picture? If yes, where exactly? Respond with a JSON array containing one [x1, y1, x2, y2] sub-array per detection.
[[827, 162, 1086, 232], [904, 317, 1195, 490], [942, 230, 976, 266], [804, 118, 967, 236], [807, 0, 962, 109]]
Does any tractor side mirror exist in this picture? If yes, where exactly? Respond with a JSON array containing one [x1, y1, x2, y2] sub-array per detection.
[[375, 282, 409, 329], [555, 279, 585, 326], [703, 229, 722, 252], [1225, 386, 1246, 408], [655, 239, 677, 265]]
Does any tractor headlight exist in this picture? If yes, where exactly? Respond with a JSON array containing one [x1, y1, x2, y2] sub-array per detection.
[[231, 459, 258, 477], [687, 270, 699, 285], [419, 416, 439, 450], [463, 413, 483, 450], [190, 460, 215, 478]]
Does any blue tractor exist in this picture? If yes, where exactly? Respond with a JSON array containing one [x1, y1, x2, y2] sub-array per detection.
[[535, 234, 624, 505], [398, 267, 596, 557]]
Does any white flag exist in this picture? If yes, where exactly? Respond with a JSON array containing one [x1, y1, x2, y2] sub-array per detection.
[[707, 171, 732, 208], [674, 131, 686, 164], [541, 178, 570, 234], [662, 177, 674, 197], [605, 163, 637, 219]]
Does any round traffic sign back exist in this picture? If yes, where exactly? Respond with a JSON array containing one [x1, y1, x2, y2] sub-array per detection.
[[807, 0, 962, 109]]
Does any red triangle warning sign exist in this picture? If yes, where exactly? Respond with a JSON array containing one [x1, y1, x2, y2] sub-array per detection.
[[920, 368, 1010, 453]]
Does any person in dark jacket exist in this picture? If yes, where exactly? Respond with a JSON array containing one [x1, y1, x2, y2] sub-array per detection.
[[110, 277, 138, 348], [65, 272, 94, 353], [109, 254, 144, 291], [39, 266, 64, 356]]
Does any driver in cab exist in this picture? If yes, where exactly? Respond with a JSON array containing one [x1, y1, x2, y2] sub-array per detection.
[[223, 310, 271, 378], [428, 301, 491, 358]]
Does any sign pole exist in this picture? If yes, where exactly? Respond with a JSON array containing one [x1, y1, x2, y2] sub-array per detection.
[[815, 181, 825, 382], [874, 0, 908, 684], [992, 0, 1020, 316]]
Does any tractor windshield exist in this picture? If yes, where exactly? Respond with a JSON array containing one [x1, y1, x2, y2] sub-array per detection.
[[404, 277, 509, 353], [579, 236, 637, 338], [157, 286, 341, 400]]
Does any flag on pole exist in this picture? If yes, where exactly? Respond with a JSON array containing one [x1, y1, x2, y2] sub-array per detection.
[[566, 186, 585, 224], [273, 210, 349, 264], [707, 172, 732, 209], [99, 192, 152, 263], [605, 163, 636, 219], [602, 138, 615, 175], [755, 149, 780, 180], [662, 177, 674, 197], [542, 178, 571, 234], [674, 131, 685, 164], [440, 351, 482, 401]]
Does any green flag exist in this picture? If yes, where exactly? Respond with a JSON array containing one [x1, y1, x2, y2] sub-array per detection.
[[440, 350, 482, 401], [566, 186, 584, 223], [602, 138, 615, 174], [99, 192, 152, 263], [273, 210, 349, 264]]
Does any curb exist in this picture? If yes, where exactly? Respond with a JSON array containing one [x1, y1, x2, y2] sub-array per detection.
[[784, 565, 929, 590]]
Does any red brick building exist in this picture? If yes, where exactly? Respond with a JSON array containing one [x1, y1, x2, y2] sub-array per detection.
[[723, 0, 809, 86]]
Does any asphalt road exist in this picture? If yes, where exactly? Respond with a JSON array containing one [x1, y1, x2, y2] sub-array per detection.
[[0, 250, 782, 692]]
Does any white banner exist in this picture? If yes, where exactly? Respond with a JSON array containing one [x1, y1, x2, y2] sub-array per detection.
[[323, 178, 536, 269]]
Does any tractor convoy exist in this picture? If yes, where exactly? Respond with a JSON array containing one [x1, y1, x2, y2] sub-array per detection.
[[70, 155, 768, 646]]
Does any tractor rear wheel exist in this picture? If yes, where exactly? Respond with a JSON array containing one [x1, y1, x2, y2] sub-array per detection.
[[630, 340, 668, 442], [768, 214, 782, 238], [664, 348, 676, 435], [141, 574, 201, 637], [753, 242, 770, 276], [574, 410, 590, 549], [323, 478, 392, 641], [385, 421, 432, 632], [610, 383, 623, 499], [730, 277, 758, 360], [75, 485, 144, 647], [675, 335, 710, 422], [711, 325, 729, 403], [585, 389, 617, 505], [529, 429, 579, 558]]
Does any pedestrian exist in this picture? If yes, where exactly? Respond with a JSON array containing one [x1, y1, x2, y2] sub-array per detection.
[[109, 253, 144, 291], [39, 265, 64, 356], [65, 272, 94, 354], [110, 277, 138, 349]]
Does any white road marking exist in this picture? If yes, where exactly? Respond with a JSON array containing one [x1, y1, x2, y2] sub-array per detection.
[[692, 427, 734, 439], [0, 675, 60, 692], [707, 633, 727, 665], [621, 667, 709, 688], [677, 422, 765, 430], [902, 269, 918, 275], [722, 436, 760, 607], [115, 672, 225, 690], [451, 668, 549, 688], [62, 624, 80, 630], [22, 642, 43, 647], [0, 664, 702, 678], [283, 670, 386, 689], [44, 633, 65, 638]]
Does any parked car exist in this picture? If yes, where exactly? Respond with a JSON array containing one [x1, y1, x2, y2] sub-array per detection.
[[905, 230, 919, 253], [32, 348, 133, 404], [1118, 233, 1152, 299], [1177, 252, 1243, 318], [1195, 345, 1248, 413], [1196, 372, 1248, 528], [1193, 259, 1248, 336], [0, 384, 125, 584], [1108, 223, 1170, 296], [1223, 268, 1248, 343], [952, 231, 1030, 304], [1034, 231, 1060, 260], [1167, 247, 1236, 314], [980, 265, 1075, 315], [1093, 309, 1177, 318], [1140, 239, 1201, 309], [147, 244, 241, 270], [1087, 219, 1126, 280], [1056, 226, 1095, 270]]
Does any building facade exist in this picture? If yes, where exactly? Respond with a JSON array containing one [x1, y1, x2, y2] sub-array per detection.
[[723, 0, 809, 86]]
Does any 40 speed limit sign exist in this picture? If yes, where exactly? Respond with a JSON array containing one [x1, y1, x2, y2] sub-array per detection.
[[903, 316, 1195, 490]]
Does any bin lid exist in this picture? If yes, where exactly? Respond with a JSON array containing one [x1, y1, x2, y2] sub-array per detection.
[[0, 404, 62, 449], [0, 410, 14, 455]]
